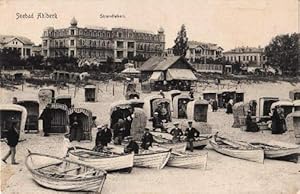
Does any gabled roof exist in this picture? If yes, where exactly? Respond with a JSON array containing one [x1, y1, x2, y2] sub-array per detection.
[[140, 56, 194, 71], [224, 46, 264, 54], [0, 35, 34, 45], [188, 41, 221, 51]]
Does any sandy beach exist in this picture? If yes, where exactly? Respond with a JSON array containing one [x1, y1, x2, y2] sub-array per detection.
[[1, 80, 300, 194]]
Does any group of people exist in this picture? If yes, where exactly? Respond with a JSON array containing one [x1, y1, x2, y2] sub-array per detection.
[[92, 120, 201, 154], [93, 124, 154, 154]]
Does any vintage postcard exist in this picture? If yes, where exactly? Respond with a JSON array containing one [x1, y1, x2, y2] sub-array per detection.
[[0, 0, 299, 193]]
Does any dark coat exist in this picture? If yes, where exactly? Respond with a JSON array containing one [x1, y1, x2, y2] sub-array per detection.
[[150, 116, 163, 128], [272, 110, 284, 134], [170, 128, 183, 138], [96, 128, 112, 146], [245, 115, 259, 132], [226, 103, 233, 114], [7, 127, 19, 147], [113, 122, 125, 138], [125, 141, 139, 154], [141, 132, 154, 149], [39, 107, 52, 132], [70, 120, 83, 141], [185, 127, 200, 140]]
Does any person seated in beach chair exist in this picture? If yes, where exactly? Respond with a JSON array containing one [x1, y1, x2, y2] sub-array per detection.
[[185, 120, 200, 152], [245, 110, 259, 132], [150, 112, 166, 132], [113, 119, 126, 145], [141, 128, 154, 150], [170, 122, 183, 143], [124, 136, 139, 154]]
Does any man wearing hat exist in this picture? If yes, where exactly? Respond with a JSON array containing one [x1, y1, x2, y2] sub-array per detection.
[[245, 110, 259, 132], [95, 124, 112, 151], [185, 120, 200, 152], [150, 112, 165, 132], [2, 118, 19, 165], [170, 122, 183, 143], [141, 128, 154, 150], [124, 136, 139, 154]]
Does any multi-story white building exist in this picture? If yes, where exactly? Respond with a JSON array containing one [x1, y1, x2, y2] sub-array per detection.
[[41, 17, 165, 62], [0, 35, 34, 58], [185, 41, 223, 63], [223, 46, 266, 67]]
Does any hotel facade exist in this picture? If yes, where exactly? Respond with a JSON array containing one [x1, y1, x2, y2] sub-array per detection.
[[41, 18, 165, 62], [0, 35, 34, 58], [223, 46, 266, 67]]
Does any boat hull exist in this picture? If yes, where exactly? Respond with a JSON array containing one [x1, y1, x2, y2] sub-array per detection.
[[31, 172, 105, 192], [210, 139, 264, 163], [25, 152, 106, 193], [187, 138, 209, 150], [157, 142, 187, 152], [68, 148, 134, 172], [167, 152, 208, 169], [134, 150, 171, 169], [265, 147, 300, 158]]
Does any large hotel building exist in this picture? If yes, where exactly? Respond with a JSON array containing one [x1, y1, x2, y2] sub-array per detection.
[[42, 17, 165, 62]]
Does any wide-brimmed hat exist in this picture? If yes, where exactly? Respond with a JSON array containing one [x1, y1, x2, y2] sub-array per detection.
[[188, 120, 193, 123], [154, 112, 159, 115], [173, 122, 179, 125], [97, 125, 102, 129], [126, 136, 133, 140]]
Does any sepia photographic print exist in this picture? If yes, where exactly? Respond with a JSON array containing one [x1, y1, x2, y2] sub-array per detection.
[[0, 0, 300, 193]]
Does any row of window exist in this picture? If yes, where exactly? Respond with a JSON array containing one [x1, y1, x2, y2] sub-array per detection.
[[225, 55, 266, 62], [44, 28, 163, 42], [195, 64, 223, 70]]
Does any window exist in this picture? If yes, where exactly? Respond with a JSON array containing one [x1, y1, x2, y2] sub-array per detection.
[[243, 56, 245, 61], [70, 50, 74, 57], [71, 29, 74, 35], [254, 56, 257, 61], [117, 51, 123, 58], [117, 41, 124, 48], [118, 32, 122, 38], [70, 40, 74, 46]]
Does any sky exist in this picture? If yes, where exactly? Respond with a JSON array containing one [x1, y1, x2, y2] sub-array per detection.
[[0, 0, 298, 50]]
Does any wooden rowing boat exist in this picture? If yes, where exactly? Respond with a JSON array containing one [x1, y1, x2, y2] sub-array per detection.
[[134, 149, 171, 169], [67, 147, 134, 173], [187, 135, 212, 150], [25, 151, 106, 193], [155, 141, 187, 152], [209, 134, 264, 163], [151, 131, 173, 143], [151, 131, 187, 152], [250, 141, 300, 159], [167, 152, 208, 169]]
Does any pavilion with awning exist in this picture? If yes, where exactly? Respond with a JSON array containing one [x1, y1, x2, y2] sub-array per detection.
[[166, 69, 197, 81], [140, 56, 198, 91]]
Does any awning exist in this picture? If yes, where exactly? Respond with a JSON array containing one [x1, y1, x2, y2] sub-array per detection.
[[149, 71, 164, 81], [166, 69, 197, 81]]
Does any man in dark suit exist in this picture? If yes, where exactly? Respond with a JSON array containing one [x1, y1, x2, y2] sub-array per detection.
[[141, 128, 154, 150], [185, 120, 200, 152]]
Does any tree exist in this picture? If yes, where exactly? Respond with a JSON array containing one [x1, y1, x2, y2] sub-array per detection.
[[0, 48, 26, 68], [265, 33, 299, 75], [173, 24, 188, 56]]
